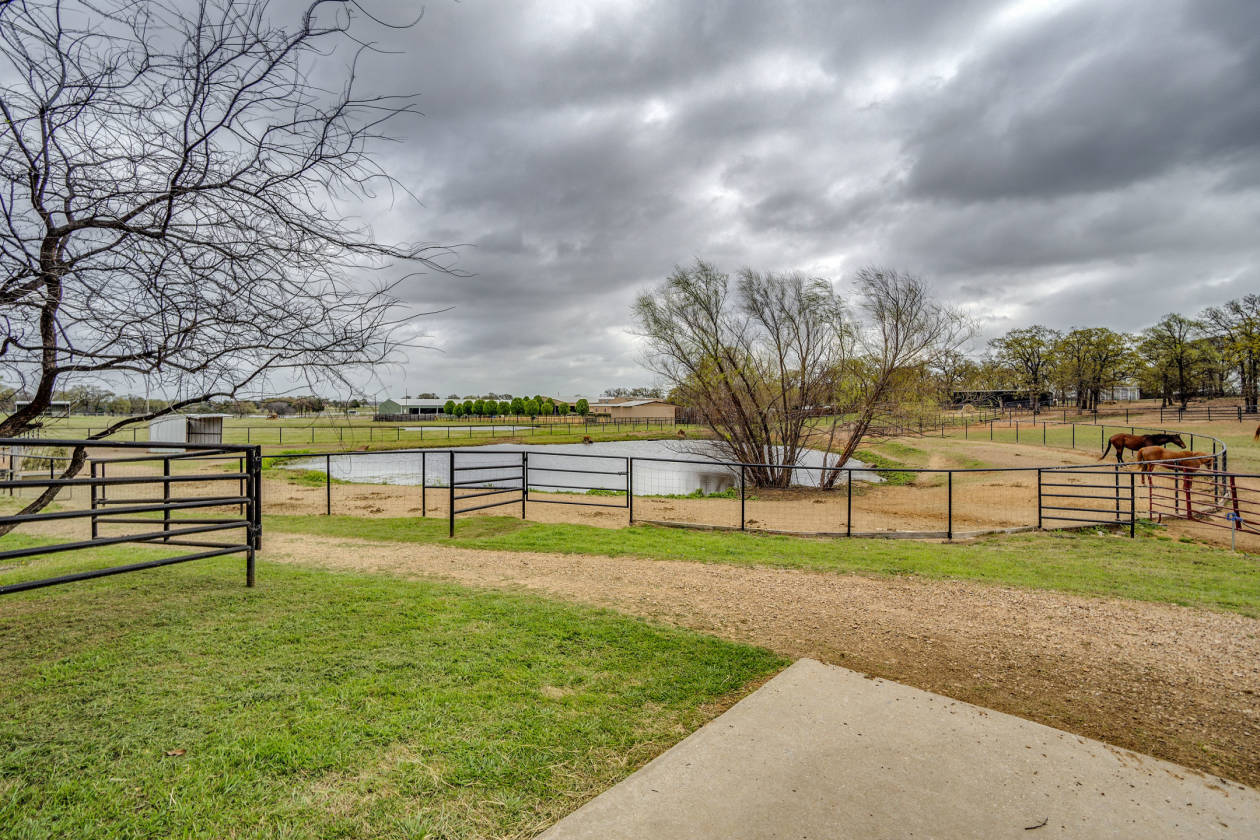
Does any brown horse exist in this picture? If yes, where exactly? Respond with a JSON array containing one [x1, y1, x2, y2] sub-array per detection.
[[1099, 432, 1185, 463], [1134, 447, 1214, 485]]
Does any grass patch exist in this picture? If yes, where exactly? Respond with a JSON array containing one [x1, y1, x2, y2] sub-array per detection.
[[0, 550, 782, 839], [853, 449, 915, 486], [267, 514, 1260, 618]]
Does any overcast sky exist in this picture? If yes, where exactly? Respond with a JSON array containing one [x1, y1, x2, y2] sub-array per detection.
[[320, 0, 1260, 401]]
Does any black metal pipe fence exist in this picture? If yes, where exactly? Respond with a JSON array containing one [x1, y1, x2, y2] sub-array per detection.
[[280, 415, 1233, 541], [0, 438, 261, 595]]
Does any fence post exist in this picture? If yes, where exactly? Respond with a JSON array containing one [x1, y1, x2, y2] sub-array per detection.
[[1015, 420, 1019, 443], [246, 448, 259, 586], [325, 454, 331, 516], [1036, 469, 1042, 529], [736, 464, 746, 531], [1071, 423, 1075, 449], [421, 452, 426, 517], [278, 426, 282, 445], [1043, 422, 1046, 446], [521, 452, 528, 519], [628, 458, 635, 524], [846, 469, 852, 536], [162, 457, 171, 542], [89, 460, 98, 539], [946, 471, 953, 540], [448, 451, 455, 538]]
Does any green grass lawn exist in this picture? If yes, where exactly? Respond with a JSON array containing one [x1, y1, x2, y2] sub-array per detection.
[[0, 550, 783, 839], [266, 515, 1260, 618]]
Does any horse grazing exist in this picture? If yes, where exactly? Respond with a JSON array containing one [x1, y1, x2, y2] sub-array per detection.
[[1134, 447, 1214, 485], [1099, 432, 1185, 463]]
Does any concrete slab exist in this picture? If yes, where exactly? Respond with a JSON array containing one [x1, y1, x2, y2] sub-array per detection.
[[539, 659, 1260, 839]]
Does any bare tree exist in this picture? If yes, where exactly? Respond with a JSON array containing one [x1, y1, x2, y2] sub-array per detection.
[[0, 0, 454, 443], [634, 262, 969, 488], [812, 268, 971, 485], [634, 260, 850, 486]]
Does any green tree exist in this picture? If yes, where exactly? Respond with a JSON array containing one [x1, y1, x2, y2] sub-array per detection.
[[1141, 314, 1205, 409], [510, 397, 525, 416], [575, 398, 589, 416], [498, 400, 511, 415], [443, 399, 456, 416], [484, 400, 497, 418], [1054, 328, 1133, 410], [524, 398, 540, 418], [1202, 295, 1260, 414], [473, 399, 486, 416], [557, 401, 569, 416], [453, 404, 465, 418], [462, 400, 474, 416], [989, 326, 1060, 412]]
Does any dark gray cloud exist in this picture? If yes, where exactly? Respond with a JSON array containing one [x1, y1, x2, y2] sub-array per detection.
[[310, 0, 1260, 399]]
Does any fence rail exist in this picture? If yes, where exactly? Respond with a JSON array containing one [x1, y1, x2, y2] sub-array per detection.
[[0, 438, 262, 595], [273, 415, 1237, 544]]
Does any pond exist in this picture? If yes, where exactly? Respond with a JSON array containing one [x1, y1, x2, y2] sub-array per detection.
[[294, 439, 880, 496]]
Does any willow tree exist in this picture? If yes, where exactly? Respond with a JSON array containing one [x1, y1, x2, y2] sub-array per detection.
[[0, 0, 451, 441]]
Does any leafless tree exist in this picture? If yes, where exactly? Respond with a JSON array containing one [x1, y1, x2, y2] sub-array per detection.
[[811, 268, 972, 485], [0, 0, 454, 445], [635, 262, 970, 488], [634, 260, 850, 486]]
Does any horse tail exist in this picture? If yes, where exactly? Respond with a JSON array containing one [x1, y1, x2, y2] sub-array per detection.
[[1098, 440, 1113, 461]]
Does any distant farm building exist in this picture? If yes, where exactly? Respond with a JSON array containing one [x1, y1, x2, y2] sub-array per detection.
[[148, 413, 229, 446], [376, 397, 447, 418], [14, 400, 71, 418], [588, 398, 677, 420]]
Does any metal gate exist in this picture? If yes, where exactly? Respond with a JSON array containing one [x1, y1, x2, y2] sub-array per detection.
[[1, 438, 261, 595], [523, 452, 629, 512], [1038, 465, 1137, 537], [447, 450, 526, 536]]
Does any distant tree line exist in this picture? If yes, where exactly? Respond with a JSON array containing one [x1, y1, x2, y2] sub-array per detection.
[[436, 396, 591, 419], [0, 387, 341, 418], [975, 295, 1259, 412]]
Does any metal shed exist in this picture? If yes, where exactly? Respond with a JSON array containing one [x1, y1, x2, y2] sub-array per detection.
[[148, 413, 230, 447]]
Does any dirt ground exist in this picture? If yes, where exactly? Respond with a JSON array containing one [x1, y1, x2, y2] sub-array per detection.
[[263, 532, 1260, 790]]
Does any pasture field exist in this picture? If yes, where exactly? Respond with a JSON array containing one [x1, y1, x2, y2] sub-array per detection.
[[0, 542, 783, 840]]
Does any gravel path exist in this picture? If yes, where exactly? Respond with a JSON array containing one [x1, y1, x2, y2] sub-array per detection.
[[265, 533, 1260, 787]]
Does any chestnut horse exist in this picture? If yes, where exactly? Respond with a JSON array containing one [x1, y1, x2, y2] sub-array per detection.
[[1133, 447, 1214, 485], [1099, 432, 1185, 463]]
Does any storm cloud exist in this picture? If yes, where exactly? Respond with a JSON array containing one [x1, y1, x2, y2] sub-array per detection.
[[324, 0, 1260, 400]]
